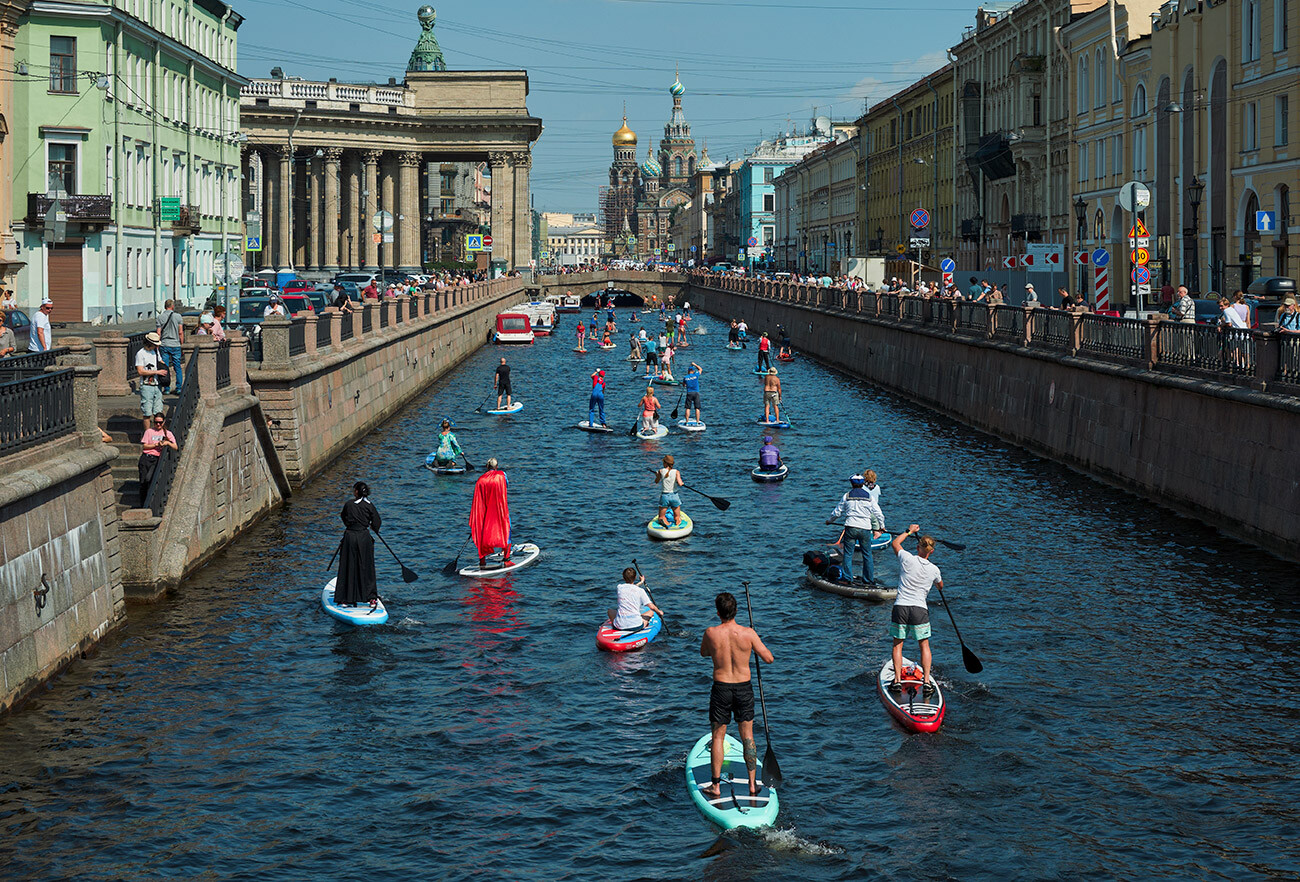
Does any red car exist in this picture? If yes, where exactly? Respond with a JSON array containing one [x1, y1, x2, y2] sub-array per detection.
[[278, 293, 315, 315], [281, 279, 315, 294]]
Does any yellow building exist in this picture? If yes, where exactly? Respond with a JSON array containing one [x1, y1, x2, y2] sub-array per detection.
[[859, 65, 956, 267]]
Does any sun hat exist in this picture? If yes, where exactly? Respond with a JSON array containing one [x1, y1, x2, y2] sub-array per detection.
[[145, 331, 161, 345], [1285, 297, 1297, 306], [763, 435, 773, 443], [769, 367, 778, 374]]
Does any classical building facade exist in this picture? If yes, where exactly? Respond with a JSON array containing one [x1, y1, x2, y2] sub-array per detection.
[[860, 65, 956, 267], [239, 8, 540, 275], [0, 0, 30, 289], [545, 223, 603, 266], [10, 0, 244, 321], [774, 131, 862, 273]]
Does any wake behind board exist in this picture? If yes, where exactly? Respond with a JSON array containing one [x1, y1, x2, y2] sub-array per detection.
[[756, 418, 792, 429], [322, 578, 389, 626], [685, 733, 779, 831], [676, 419, 707, 433], [647, 511, 692, 540], [805, 569, 897, 601], [595, 608, 663, 652], [457, 542, 541, 578], [486, 401, 524, 415], [635, 424, 669, 441], [578, 420, 614, 433], [424, 453, 467, 475], [751, 464, 788, 482], [877, 657, 945, 733]]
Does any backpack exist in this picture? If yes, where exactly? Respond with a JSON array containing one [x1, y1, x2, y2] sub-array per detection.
[[802, 550, 828, 575]]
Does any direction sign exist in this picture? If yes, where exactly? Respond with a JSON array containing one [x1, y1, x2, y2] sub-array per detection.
[[942, 271, 954, 288], [910, 208, 930, 230], [748, 236, 759, 247], [1073, 250, 1090, 266], [1131, 247, 1150, 266], [939, 258, 956, 273], [466, 233, 484, 251], [1002, 255, 1018, 269], [222, 250, 245, 281], [909, 237, 930, 249], [690, 245, 697, 252], [1256, 211, 1276, 233], [1092, 247, 1111, 267], [628, 235, 637, 245], [159, 196, 181, 223], [1020, 253, 1035, 267], [1118, 181, 1152, 212], [245, 234, 262, 252], [1131, 265, 1151, 284]]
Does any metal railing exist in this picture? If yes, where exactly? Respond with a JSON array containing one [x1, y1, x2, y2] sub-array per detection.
[[245, 329, 264, 363], [1279, 335, 1300, 384], [380, 305, 390, 329], [900, 297, 926, 323], [316, 315, 332, 348], [125, 332, 150, 378], [289, 319, 307, 357], [1080, 314, 1146, 361], [878, 292, 899, 317], [340, 315, 355, 341], [361, 309, 373, 334], [143, 365, 201, 516], [955, 302, 989, 335], [1030, 310, 1072, 348], [0, 368, 75, 455], [860, 292, 877, 315], [932, 300, 954, 326], [1157, 322, 1221, 371], [215, 341, 231, 390], [993, 305, 1025, 342], [4, 346, 68, 369]]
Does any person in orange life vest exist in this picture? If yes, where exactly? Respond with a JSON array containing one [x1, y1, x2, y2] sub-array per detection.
[[470, 458, 511, 568]]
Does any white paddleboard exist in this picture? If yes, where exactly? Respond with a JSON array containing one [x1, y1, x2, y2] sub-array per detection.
[[599, 343, 617, 350], [322, 579, 389, 626], [486, 401, 524, 415], [751, 464, 788, 482], [647, 511, 693, 540], [578, 420, 614, 433], [635, 424, 669, 440], [457, 542, 541, 578], [676, 419, 707, 432]]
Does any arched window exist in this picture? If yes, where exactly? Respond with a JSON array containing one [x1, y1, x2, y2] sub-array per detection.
[[673, 156, 683, 177], [1095, 48, 1105, 109], [688, 155, 696, 175], [1078, 56, 1089, 113], [1133, 83, 1148, 176]]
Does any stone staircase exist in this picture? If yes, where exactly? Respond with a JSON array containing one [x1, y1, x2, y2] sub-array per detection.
[[98, 393, 179, 515]]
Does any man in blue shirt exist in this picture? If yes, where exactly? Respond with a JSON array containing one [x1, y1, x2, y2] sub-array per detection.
[[682, 362, 703, 425], [643, 333, 659, 378], [758, 435, 781, 471]]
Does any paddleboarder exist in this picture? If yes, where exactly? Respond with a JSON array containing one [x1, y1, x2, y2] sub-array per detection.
[[699, 592, 774, 798], [762, 368, 782, 424], [728, 321, 740, 346], [757, 435, 781, 471], [638, 386, 661, 435], [826, 474, 885, 586], [861, 468, 882, 510], [431, 419, 466, 467], [737, 319, 749, 341], [335, 482, 382, 609], [588, 369, 607, 427], [777, 325, 792, 358], [682, 362, 703, 424], [888, 525, 944, 695], [652, 453, 684, 527], [576, 321, 586, 351], [643, 332, 659, 378], [494, 357, 513, 410], [757, 332, 772, 372], [606, 567, 664, 631], [470, 458, 511, 569]]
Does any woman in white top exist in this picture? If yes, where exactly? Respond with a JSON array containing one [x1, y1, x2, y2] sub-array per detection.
[[652, 453, 685, 527]]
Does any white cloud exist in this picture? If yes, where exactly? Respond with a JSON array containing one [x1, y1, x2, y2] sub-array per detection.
[[839, 51, 952, 112]]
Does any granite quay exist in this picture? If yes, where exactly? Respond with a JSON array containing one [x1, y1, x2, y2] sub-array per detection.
[[685, 273, 1300, 560]]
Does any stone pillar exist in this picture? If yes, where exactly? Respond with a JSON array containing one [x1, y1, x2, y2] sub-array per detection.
[[349, 303, 364, 341], [1068, 311, 1084, 355], [362, 150, 381, 273], [1253, 330, 1278, 390], [1022, 304, 1035, 347], [345, 153, 360, 270], [303, 311, 320, 356], [307, 155, 320, 271], [92, 330, 131, 397], [381, 153, 396, 271], [276, 144, 293, 273], [193, 336, 218, 401], [227, 329, 250, 394], [71, 364, 104, 442], [398, 151, 422, 273], [489, 151, 512, 270], [324, 307, 341, 349], [323, 147, 342, 273], [364, 299, 381, 336], [260, 315, 291, 368], [512, 151, 532, 271], [384, 297, 398, 328]]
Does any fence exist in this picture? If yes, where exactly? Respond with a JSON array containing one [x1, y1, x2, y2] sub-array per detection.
[[1079, 314, 1146, 361], [1279, 336, 1300, 384], [361, 308, 373, 334], [992, 305, 1025, 342], [215, 341, 231, 390], [288, 319, 307, 357], [143, 365, 201, 516], [125, 332, 150, 378], [0, 368, 76, 455], [5, 346, 68, 370], [1030, 309, 1072, 348], [955, 302, 989, 335], [316, 314, 333, 348]]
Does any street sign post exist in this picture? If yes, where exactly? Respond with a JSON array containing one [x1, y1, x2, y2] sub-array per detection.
[[1256, 211, 1276, 233], [1118, 181, 1151, 213], [1119, 182, 1154, 314], [483, 235, 493, 250]]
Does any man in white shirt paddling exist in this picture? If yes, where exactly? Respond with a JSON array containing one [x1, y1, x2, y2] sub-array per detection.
[[607, 567, 663, 631], [889, 525, 944, 696]]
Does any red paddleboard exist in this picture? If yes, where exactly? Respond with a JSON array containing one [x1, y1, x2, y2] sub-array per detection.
[[876, 657, 945, 733]]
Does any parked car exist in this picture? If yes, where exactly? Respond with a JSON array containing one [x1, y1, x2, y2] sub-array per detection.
[[335, 272, 377, 286], [281, 279, 316, 294], [335, 281, 362, 302], [278, 293, 315, 315], [1, 308, 32, 353], [241, 286, 277, 299], [305, 290, 330, 312]]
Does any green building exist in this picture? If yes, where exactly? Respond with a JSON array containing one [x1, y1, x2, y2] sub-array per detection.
[[12, 0, 245, 322]]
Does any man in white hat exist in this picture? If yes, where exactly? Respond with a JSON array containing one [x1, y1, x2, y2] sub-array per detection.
[[136, 331, 169, 430], [31, 298, 54, 352], [1024, 283, 1039, 306]]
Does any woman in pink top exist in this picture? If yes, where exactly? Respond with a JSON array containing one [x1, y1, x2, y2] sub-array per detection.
[[211, 305, 227, 342], [137, 414, 178, 507]]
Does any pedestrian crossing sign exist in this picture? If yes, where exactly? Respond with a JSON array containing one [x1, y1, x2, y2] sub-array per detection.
[[245, 235, 262, 252], [466, 234, 484, 252]]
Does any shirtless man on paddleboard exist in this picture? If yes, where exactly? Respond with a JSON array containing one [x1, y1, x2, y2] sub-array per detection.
[[700, 592, 774, 798]]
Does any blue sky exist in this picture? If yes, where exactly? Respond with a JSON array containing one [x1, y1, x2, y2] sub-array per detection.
[[238, 0, 975, 212]]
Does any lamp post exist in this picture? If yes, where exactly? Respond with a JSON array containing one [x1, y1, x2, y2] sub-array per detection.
[[876, 226, 885, 256], [1188, 175, 1204, 294], [1073, 195, 1087, 297], [347, 229, 354, 269], [822, 233, 828, 276]]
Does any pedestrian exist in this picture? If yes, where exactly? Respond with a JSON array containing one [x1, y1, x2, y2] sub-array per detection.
[[31, 298, 54, 353], [826, 474, 886, 586], [334, 285, 357, 314], [430, 419, 465, 467], [137, 413, 177, 507], [494, 356, 512, 409], [1058, 287, 1074, 310], [0, 287, 14, 309], [698, 591, 774, 799], [1172, 285, 1196, 323], [135, 331, 168, 431], [682, 361, 703, 424], [606, 566, 664, 631], [1278, 297, 1300, 333], [966, 276, 982, 299], [0, 311, 16, 358], [1230, 290, 1251, 327], [588, 368, 607, 427], [197, 311, 216, 336], [638, 385, 660, 434], [651, 453, 685, 528], [335, 481, 382, 609], [210, 305, 227, 342], [470, 458, 511, 568], [263, 295, 286, 317], [1024, 284, 1039, 306], [888, 525, 944, 694], [757, 332, 771, 372], [155, 298, 184, 393], [762, 367, 781, 424]]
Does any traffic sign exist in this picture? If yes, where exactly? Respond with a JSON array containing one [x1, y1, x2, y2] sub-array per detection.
[[466, 234, 484, 251], [910, 208, 930, 230], [1131, 247, 1150, 266], [1095, 266, 1110, 311], [245, 234, 262, 252], [1027, 243, 1064, 267], [1131, 265, 1151, 284], [1073, 250, 1090, 266], [667, 243, 675, 252], [483, 235, 493, 247], [909, 237, 930, 249], [939, 258, 956, 273], [159, 196, 181, 223], [1127, 220, 1149, 238], [1256, 211, 1276, 233], [1092, 248, 1111, 267], [373, 210, 393, 232], [628, 235, 637, 245], [1118, 181, 1151, 212], [748, 236, 759, 247], [942, 271, 954, 288], [1002, 255, 1018, 269], [373, 232, 382, 244], [1020, 253, 1035, 267], [1136, 236, 1151, 248], [690, 245, 697, 252]]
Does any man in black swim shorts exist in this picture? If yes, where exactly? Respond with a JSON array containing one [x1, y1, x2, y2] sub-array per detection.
[[699, 592, 774, 799]]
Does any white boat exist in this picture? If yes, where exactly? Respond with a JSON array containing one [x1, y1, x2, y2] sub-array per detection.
[[509, 300, 557, 334], [494, 313, 534, 344], [547, 293, 581, 313]]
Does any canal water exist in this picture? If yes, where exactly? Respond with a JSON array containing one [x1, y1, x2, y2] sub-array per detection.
[[2, 312, 1298, 881]]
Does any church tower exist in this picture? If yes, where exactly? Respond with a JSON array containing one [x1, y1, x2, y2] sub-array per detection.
[[605, 114, 640, 252], [660, 69, 696, 188]]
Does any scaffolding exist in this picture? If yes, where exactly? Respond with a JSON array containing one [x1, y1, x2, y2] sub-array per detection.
[[601, 184, 636, 255]]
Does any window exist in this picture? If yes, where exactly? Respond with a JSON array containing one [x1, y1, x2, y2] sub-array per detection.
[[1113, 135, 1124, 177], [762, 225, 774, 246], [47, 143, 77, 194], [1078, 143, 1087, 181], [50, 36, 76, 93], [1277, 0, 1289, 51], [763, 193, 774, 212], [763, 167, 773, 184], [1244, 0, 1261, 61], [1245, 102, 1259, 149], [1095, 49, 1105, 109], [106, 246, 113, 287], [1134, 125, 1147, 175], [1077, 57, 1089, 113], [1032, 93, 1042, 126], [1277, 95, 1290, 146]]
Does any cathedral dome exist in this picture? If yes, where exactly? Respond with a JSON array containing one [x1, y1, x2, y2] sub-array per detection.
[[613, 116, 637, 146], [641, 142, 662, 177], [669, 75, 685, 97]]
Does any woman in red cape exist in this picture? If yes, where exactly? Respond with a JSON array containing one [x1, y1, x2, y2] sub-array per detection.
[[470, 457, 511, 567]]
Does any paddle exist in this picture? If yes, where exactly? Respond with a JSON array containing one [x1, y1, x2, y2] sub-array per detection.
[[935, 582, 983, 673], [442, 532, 474, 576], [631, 558, 665, 631], [473, 388, 495, 413], [326, 538, 343, 572], [830, 521, 964, 552], [669, 391, 684, 420], [644, 468, 730, 511], [461, 452, 474, 471], [741, 580, 781, 787], [373, 531, 419, 582]]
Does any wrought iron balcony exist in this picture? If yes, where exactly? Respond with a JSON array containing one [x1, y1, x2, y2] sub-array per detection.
[[172, 205, 202, 235], [27, 193, 112, 225]]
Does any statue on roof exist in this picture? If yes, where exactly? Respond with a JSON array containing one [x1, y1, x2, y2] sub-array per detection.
[[408, 5, 447, 73]]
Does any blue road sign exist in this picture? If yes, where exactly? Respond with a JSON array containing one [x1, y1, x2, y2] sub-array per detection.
[[1256, 211, 1276, 233], [910, 208, 930, 230], [690, 245, 697, 252], [748, 236, 759, 247], [1132, 265, 1151, 284], [1092, 248, 1111, 267], [799, 250, 806, 257], [245, 235, 262, 252], [940, 257, 956, 272]]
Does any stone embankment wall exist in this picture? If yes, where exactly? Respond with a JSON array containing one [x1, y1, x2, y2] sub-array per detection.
[[687, 279, 1300, 559]]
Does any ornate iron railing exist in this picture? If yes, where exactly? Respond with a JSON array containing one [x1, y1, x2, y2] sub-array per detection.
[[340, 315, 355, 341], [993, 305, 1025, 342], [361, 309, 373, 334], [1278, 335, 1300, 384], [125, 332, 150, 378], [955, 302, 988, 335], [288, 319, 307, 357], [0, 368, 75, 455], [316, 315, 332, 348], [1030, 310, 1072, 348], [215, 341, 231, 389], [1080, 314, 1146, 361], [5, 346, 68, 369], [900, 296, 926, 323]]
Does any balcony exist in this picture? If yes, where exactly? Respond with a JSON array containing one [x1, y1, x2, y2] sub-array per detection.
[[172, 205, 202, 236], [26, 193, 112, 227], [1011, 214, 1041, 236]]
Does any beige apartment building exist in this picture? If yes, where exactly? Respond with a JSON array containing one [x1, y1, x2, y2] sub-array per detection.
[[774, 132, 862, 274]]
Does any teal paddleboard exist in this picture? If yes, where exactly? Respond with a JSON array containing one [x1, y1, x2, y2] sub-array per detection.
[[685, 733, 779, 830]]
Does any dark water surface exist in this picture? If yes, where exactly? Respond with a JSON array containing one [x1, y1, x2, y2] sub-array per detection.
[[3, 313, 1299, 881]]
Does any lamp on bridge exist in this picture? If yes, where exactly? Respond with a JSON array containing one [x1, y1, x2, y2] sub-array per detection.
[[1074, 195, 1088, 296], [1187, 175, 1205, 294]]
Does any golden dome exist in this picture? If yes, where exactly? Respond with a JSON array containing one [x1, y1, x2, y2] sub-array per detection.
[[612, 115, 637, 146]]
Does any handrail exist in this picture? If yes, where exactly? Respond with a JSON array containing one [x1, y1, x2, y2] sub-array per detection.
[[0, 368, 75, 455]]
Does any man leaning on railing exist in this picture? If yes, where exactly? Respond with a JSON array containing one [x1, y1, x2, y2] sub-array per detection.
[[1279, 297, 1300, 333]]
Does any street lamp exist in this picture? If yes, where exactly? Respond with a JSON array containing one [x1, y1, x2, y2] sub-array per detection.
[[1187, 175, 1204, 293], [1073, 195, 1088, 296], [822, 233, 828, 276], [347, 229, 354, 269]]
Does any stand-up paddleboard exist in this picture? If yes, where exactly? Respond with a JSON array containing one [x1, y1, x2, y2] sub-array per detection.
[[805, 569, 897, 601], [756, 418, 792, 428], [627, 354, 643, 362], [751, 464, 788, 482], [599, 342, 617, 350], [635, 424, 669, 441], [322, 578, 389, 626], [676, 419, 707, 433], [424, 453, 466, 475], [877, 657, 945, 733], [457, 542, 541, 578], [486, 401, 524, 416], [647, 511, 692, 540], [572, 346, 588, 353], [596, 608, 662, 652], [777, 353, 795, 362], [578, 420, 614, 433], [752, 366, 773, 375], [653, 376, 681, 386], [725, 342, 743, 351], [685, 733, 779, 830], [871, 533, 891, 550]]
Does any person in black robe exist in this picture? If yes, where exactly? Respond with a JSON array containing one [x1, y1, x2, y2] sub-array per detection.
[[335, 482, 381, 607]]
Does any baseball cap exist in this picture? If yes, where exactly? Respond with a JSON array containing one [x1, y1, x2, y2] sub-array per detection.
[[1285, 297, 1297, 306], [763, 435, 772, 443], [1024, 283, 1035, 290], [41, 298, 54, 306]]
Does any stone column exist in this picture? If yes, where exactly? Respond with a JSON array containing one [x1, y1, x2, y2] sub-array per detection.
[[323, 148, 343, 274], [276, 144, 293, 273], [260, 316, 291, 368], [362, 150, 381, 272], [193, 336, 218, 401], [512, 150, 532, 271], [364, 299, 382, 336], [324, 307, 341, 349], [489, 151, 512, 270], [381, 153, 396, 271], [345, 152, 360, 270], [71, 364, 104, 442], [303, 312, 319, 356], [398, 151, 422, 273], [93, 330, 131, 397], [307, 155, 320, 271], [227, 329, 250, 394]]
